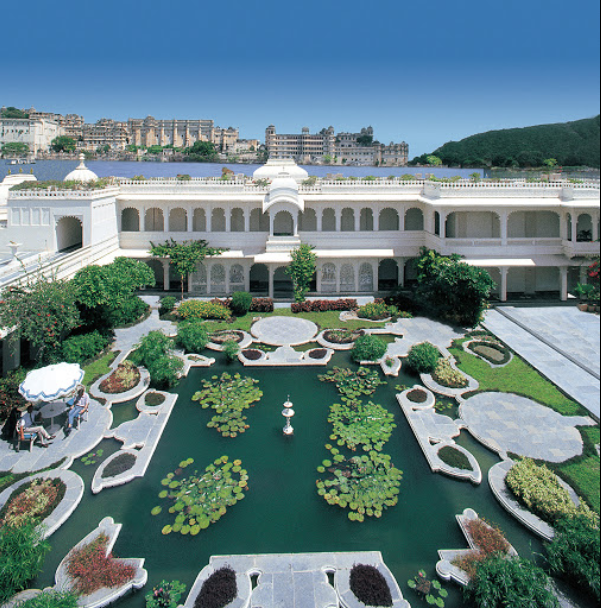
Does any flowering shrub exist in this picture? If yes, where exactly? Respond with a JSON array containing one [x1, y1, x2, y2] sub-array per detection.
[[66, 533, 137, 596], [291, 299, 358, 313], [357, 300, 399, 320], [0, 369, 27, 422], [99, 361, 140, 394], [432, 359, 468, 388], [249, 298, 274, 313], [506, 459, 597, 525], [177, 300, 230, 320], [0, 478, 66, 529], [145, 580, 186, 608]]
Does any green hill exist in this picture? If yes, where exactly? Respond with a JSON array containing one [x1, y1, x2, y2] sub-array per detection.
[[417, 116, 600, 168]]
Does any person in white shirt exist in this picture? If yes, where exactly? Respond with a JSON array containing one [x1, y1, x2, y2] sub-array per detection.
[[18, 405, 55, 447], [65, 386, 90, 434]]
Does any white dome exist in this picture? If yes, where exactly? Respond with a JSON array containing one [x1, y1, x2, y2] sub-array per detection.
[[253, 159, 309, 183], [64, 154, 98, 183]]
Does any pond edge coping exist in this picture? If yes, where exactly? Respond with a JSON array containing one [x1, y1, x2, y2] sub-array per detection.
[[462, 339, 513, 368], [0, 469, 84, 540], [397, 388, 482, 484], [90, 358, 150, 406], [55, 516, 147, 608], [420, 357, 479, 398], [238, 346, 334, 367], [436, 507, 519, 587], [206, 330, 253, 352]]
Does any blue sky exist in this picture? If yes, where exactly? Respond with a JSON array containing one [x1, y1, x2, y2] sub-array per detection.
[[3, 0, 599, 156]]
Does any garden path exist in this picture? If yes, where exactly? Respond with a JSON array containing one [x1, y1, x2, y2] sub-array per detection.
[[384, 317, 466, 357], [484, 308, 600, 419], [250, 316, 318, 346]]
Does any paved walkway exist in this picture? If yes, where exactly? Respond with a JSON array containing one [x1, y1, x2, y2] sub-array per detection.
[[250, 316, 318, 346], [461, 392, 594, 462], [386, 317, 466, 357], [484, 308, 600, 420]]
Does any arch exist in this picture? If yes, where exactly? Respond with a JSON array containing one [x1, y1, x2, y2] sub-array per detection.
[[230, 264, 245, 289], [434, 211, 441, 236], [341, 208, 355, 232], [56, 217, 83, 252], [379, 208, 399, 231], [210, 264, 226, 294], [322, 208, 336, 231], [274, 266, 294, 297], [211, 208, 226, 232], [340, 264, 355, 292], [378, 259, 399, 291], [360, 208, 374, 231], [299, 208, 317, 231], [508, 211, 561, 238], [274, 210, 294, 236], [121, 208, 140, 232], [193, 208, 206, 232], [567, 213, 573, 241], [146, 259, 164, 290], [231, 208, 245, 232], [446, 211, 501, 238], [321, 263, 337, 289], [250, 208, 270, 232], [169, 208, 187, 232], [250, 264, 269, 293], [405, 208, 424, 231], [577, 213, 593, 242], [359, 263, 373, 292], [190, 262, 207, 294], [145, 208, 164, 232]]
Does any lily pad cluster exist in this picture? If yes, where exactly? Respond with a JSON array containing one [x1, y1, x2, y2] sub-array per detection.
[[192, 372, 263, 437], [152, 456, 248, 536], [317, 367, 402, 522], [319, 367, 385, 398], [328, 399, 396, 452], [407, 570, 448, 607]]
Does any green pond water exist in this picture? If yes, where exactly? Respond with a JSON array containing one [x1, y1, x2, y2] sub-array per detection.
[[32, 351, 594, 607]]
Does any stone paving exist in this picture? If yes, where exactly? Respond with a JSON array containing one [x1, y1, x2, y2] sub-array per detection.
[[460, 392, 594, 462], [251, 316, 319, 346], [484, 309, 600, 419], [384, 317, 466, 357]]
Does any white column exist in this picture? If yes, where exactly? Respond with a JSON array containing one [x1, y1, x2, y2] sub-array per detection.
[[141, 207, 146, 232], [244, 209, 251, 233], [354, 209, 361, 232], [500, 212, 508, 245], [316, 209, 323, 232], [225, 207, 231, 233], [269, 214, 275, 237], [354, 262, 360, 292], [398, 258, 405, 287], [571, 213, 578, 243], [244, 265, 251, 292], [316, 265, 322, 293], [440, 212, 447, 238], [225, 264, 231, 295], [559, 213, 568, 241], [374, 208, 380, 231], [162, 260, 170, 292], [207, 262, 212, 295], [187, 208, 193, 232], [579, 265, 588, 285], [399, 207, 405, 232], [268, 266, 275, 299], [206, 207, 212, 232], [373, 262, 379, 293], [593, 213, 600, 242], [293, 211, 299, 237], [500, 267, 509, 302], [560, 266, 569, 301], [336, 264, 341, 294], [335, 209, 341, 232]]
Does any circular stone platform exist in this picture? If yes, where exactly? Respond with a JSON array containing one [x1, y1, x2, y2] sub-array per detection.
[[461, 393, 590, 463], [251, 316, 318, 346]]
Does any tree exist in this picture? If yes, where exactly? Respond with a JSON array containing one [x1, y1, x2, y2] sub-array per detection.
[[1, 142, 30, 157], [469, 172, 481, 182], [544, 158, 558, 170], [51, 136, 76, 153], [426, 155, 443, 166], [323, 154, 333, 164], [150, 239, 227, 300], [0, 272, 80, 363], [415, 248, 496, 327], [356, 134, 373, 146], [0, 107, 28, 119], [184, 141, 219, 162], [286, 243, 316, 302]]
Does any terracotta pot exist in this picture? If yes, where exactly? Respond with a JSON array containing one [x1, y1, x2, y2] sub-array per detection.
[[577, 303, 588, 312]]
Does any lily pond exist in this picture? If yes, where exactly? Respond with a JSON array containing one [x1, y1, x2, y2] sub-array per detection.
[[32, 350, 594, 608]]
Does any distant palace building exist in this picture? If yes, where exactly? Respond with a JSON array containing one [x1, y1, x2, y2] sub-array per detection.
[[0, 107, 61, 155], [266, 125, 409, 166], [81, 119, 129, 152]]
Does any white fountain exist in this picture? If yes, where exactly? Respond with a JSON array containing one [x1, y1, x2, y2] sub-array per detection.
[[282, 396, 295, 436]]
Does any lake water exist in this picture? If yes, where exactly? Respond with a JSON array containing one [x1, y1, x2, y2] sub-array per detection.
[[0, 159, 483, 182]]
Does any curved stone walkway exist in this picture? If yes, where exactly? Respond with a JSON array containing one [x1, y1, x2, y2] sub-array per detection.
[[251, 316, 318, 346]]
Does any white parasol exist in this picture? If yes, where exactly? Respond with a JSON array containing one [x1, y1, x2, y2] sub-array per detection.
[[19, 363, 85, 403]]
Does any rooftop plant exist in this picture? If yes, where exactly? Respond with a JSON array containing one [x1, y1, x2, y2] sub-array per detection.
[[153, 456, 248, 536], [192, 372, 262, 437]]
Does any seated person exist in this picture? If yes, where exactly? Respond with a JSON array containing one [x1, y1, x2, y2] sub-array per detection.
[[65, 386, 90, 434], [18, 405, 55, 447]]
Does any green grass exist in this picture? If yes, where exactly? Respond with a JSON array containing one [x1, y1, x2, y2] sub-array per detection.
[[0, 458, 68, 493], [203, 309, 386, 333], [82, 351, 118, 388], [449, 338, 583, 417]]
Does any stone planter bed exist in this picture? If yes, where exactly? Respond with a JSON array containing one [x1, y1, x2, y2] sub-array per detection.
[[239, 346, 334, 367], [206, 330, 253, 352], [317, 329, 365, 350], [421, 359, 479, 398], [55, 517, 147, 608], [91, 362, 150, 406], [463, 339, 512, 367], [0, 470, 84, 540]]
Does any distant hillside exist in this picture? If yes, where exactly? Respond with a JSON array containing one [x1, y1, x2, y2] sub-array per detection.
[[417, 116, 600, 168]]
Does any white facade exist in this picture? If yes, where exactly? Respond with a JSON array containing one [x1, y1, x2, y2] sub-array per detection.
[[1, 161, 599, 302], [0, 117, 62, 155]]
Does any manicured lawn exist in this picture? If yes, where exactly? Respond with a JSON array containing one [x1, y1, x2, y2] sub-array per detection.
[[83, 351, 118, 388], [449, 338, 583, 417], [557, 456, 600, 513], [203, 309, 386, 333]]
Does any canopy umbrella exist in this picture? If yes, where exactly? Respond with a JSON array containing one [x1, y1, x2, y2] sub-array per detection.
[[19, 363, 85, 403]]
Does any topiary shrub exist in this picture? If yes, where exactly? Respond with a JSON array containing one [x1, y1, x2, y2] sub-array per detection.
[[349, 564, 393, 607], [177, 321, 209, 353], [194, 567, 237, 608], [230, 291, 252, 316], [546, 514, 600, 601], [159, 296, 177, 315], [351, 335, 387, 362], [407, 342, 440, 374], [61, 330, 111, 365]]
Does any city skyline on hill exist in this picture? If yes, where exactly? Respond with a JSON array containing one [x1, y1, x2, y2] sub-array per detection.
[[3, 0, 600, 157]]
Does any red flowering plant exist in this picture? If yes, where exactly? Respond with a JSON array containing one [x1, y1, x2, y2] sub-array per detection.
[[0, 271, 80, 363], [66, 533, 136, 596], [0, 478, 65, 529]]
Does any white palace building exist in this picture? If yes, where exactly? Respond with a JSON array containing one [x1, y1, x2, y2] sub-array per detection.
[[0, 158, 599, 302]]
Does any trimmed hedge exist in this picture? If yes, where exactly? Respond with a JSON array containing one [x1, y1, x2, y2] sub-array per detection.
[[230, 291, 252, 316], [104, 296, 149, 328], [61, 331, 111, 365], [177, 300, 230, 320], [291, 299, 358, 313]]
